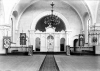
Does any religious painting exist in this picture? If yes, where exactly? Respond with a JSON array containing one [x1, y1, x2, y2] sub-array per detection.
[[3, 36, 11, 48]]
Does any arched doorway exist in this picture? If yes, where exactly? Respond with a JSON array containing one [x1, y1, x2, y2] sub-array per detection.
[[35, 37, 41, 51], [73, 39, 78, 52], [60, 38, 65, 51], [47, 35, 54, 52]]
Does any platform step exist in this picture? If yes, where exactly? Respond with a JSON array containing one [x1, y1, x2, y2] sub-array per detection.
[[33, 52, 66, 55]]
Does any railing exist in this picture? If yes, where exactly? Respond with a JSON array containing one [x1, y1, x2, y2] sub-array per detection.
[[70, 46, 95, 55], [7, 45, 33, 55]]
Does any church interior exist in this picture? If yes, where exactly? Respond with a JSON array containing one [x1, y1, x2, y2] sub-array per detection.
[[0, 0, 100, 71]]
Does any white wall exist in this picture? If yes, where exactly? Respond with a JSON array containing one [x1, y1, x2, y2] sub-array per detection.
[[3, 0, 20, 24], [0, 29, 5, 53], [0, 28, 11, 54], [85, 0, 99, 24]]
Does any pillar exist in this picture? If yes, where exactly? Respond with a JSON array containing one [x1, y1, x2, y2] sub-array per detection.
[[84, 19, 88, 44], [84, 12, 90, 44], [65, 31, 70, 55]]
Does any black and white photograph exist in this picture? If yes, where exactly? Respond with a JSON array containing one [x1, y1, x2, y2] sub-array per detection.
[[0, 0, 100, 71]]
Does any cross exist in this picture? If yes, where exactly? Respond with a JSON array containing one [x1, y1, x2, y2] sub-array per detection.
[[50, 2, 55, 14]]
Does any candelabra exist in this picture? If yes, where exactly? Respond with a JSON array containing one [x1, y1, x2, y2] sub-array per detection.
[[44, 2, 60, 26]]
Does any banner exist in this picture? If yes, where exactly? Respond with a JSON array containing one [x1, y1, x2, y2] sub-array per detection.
[[20, 33, 26, 45], [3, 36, 11, 48], [79, 34, 85, 46]]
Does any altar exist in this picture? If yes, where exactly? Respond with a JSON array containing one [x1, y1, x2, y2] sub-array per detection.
[[29, 25, 66, 52]]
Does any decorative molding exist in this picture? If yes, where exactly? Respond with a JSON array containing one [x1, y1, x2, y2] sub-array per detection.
[[45, 25, 55, 33]]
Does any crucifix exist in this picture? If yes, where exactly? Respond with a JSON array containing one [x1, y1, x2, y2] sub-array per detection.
[[50, 2, 54, 15]]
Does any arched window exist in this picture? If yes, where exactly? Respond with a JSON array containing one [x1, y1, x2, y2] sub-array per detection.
[[60, 38, 65, 51], [35, 37, 40, 51]]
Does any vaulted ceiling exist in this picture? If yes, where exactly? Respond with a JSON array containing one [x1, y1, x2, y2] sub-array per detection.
[[11, 0, 92, 32], [2, 0, 100, 26], [13, 0, 91, 20]]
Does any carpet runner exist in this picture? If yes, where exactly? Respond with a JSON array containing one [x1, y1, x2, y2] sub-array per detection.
[[39, 54, 60, 71]]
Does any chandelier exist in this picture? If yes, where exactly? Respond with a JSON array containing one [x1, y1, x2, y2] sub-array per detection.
[[44, 2, 60, 26]]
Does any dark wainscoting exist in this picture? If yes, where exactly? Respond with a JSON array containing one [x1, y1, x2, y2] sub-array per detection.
[[70, 46, 95, 55]]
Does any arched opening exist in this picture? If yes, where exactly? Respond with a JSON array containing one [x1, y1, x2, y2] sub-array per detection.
[[47, 35, 54, 52], [60, 38, 65, 51], [33, 12, 67, 52], [73, 39, 78, 52], [35, 37, 41, 51], [35, 15, 66, 32]]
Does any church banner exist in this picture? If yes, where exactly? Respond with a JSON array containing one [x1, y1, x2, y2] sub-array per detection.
[[79, 34, 85, 46], [89, 34, 98, 46], [20, 33, 26, 45], [3, 36, 11, 48]]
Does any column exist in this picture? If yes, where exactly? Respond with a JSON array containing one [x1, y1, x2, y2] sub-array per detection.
[[84, 16, 90, 44], [29, 30, 35, 50], [33, 30, 35, 51], [65, 31, 70, 55]]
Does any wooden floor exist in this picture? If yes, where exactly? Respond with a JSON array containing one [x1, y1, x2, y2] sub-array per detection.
[[0, 54, 100, 71], [0, 55, 45, 71], [55, 55, 100, 71]]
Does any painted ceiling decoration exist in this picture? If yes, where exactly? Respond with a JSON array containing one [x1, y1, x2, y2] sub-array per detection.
[[35, 15, 66, 32]]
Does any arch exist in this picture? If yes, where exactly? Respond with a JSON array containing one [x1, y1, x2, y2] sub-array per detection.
[[14, 0, 86, 31], [12, 0, 39, 30], [60, 38, 65, 51], [73, 39, 78, 52], [30, 11, 69, 31], [47, 35, 54, 52], [35, 37, 40, 51], [35, 15, 66, 32], [10, 0, 88, 47], [11, 0, 91, 31], [47, 35, 54, 40]]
